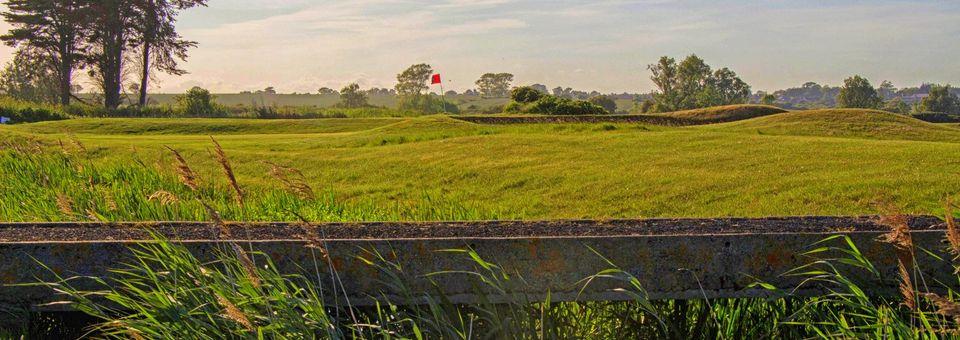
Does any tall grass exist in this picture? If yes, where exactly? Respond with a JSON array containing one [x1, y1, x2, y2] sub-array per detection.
[[6, 138, 960, 338], [0, 144, 507, 222]]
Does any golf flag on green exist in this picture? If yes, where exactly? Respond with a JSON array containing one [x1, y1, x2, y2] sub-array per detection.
[[431, 74, 441, 84]]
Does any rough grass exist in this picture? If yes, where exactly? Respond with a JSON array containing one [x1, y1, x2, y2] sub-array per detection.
[[654, 104, 787, 124], [3, 111, 960, 221], [9, 117, 405, 135], [716, 108, 960, 142]]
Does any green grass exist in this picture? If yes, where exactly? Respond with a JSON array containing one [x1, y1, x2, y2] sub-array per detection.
[[6, 106, 960, 337], [3, 108, 960, 221], [714, 108, 960, 142], [655, 104, 787, 123], [9, 117, 405, 135]]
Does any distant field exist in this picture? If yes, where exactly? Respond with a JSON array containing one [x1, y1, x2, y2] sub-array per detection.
[[138, 93, 513, 110], [3, 108, 960, 222], [105, 93, 637, 112]]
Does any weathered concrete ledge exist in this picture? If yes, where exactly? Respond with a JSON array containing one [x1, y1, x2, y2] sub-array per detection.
[[0, 216, 954, 310]]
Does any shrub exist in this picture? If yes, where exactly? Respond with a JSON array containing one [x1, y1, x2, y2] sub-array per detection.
[[587, 95, 617, 113], [0, 96, 69, 123], [525, 95, 608, 115], [911, 112, 960, 123], [177, 86, 227, 117], [510, 86, 543, 103]]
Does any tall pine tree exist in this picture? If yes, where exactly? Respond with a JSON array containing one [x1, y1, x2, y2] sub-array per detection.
[[132, 0, 206, 106], [1, 0, 89, 105]]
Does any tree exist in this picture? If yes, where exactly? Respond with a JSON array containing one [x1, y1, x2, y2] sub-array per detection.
[[836, 75, 882, 109], [318, 87, 337, 95], [263, 86, 276, 94], [648, 54, 750, 112], [675, 54, 711, 109], [918, 84, 960, 114], [87, 0, 140, 109], [1, 0, 89, 105], [0, 49, 60, 103], [530, 84, 548, 94], [395, 63, 432, 96], [338, 83, 367, 108], [647, 56, 681, 112], [177, 86, 220, 116], [877, 80, 896, 99], [760, 93, 777, 106], [882, 97, 911, 114], [699, 67, 751, 106], [131, 0, 207, 107], [475, 73, 513, 98], [637, 99, 655, 113], [587, 95, 617, 113], [510, 86, 543, 103]]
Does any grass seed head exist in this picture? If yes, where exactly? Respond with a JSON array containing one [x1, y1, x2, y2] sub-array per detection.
[[215, 293, 254, 331], [230, 242, 262, 289], [147, 190, 179, 205], [877, 210, 917, 310], [56, 194, 74, 217], [211, 137, 244, 205], [946, 200, 960, 256], [265, 161, 315, 200], [165, 146, 199, 191], [924, 293, 960, 323]]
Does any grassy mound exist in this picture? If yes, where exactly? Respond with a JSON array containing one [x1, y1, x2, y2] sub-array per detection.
[[655, 104, 787, 124], [717, 109, 960, 142], [4, 117, 405, 135]]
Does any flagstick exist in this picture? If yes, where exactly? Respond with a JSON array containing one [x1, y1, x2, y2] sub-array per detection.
[[439, 80, 447, 114]]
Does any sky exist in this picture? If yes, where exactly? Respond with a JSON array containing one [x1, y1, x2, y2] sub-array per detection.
[[1, 0, 959, 94]]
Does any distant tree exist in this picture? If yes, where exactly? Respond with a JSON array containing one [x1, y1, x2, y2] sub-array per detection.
[[318, 87, 337, 95], [463, 89, 478, 96], [918, 84, 960, 114], [648, 54, 749, 112], [444, 90, 457, 96], [0, 49, 60, 103], [551, 86, 564, 97], [475, 73, 513, 97], [882, 97, 911, 114], [647, 56, 681, 112], [1, 0, 89, 105], [177, 86, 220, 116], [587, 95, 617, 113], [760, 93, 777, 106], [877, 80, 896, 99], [263, 86, 276, 94], [510, 86, 543, 103], [837, 75, 882, 109], [131, 0, 207, 107], [772, 81, 840, 109], [675, 55, 711, 108], [338, 83, 368, 108], [638, 99, 655, 113], [530, 84, 548, 93], [395, 63, 432, 96], [698, 67, 751, 106]]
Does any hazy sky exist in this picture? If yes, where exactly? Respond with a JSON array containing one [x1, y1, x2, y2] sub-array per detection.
[[1, 0, 959, 93]]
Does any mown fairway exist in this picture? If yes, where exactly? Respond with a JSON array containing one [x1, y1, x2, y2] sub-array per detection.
[[4, 108, 960, 221]]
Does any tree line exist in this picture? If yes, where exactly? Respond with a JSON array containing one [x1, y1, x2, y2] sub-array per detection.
[[0, 0, 205, 108]]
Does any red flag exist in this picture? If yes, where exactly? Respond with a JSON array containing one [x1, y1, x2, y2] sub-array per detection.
[[431, 74, 441, 84]]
